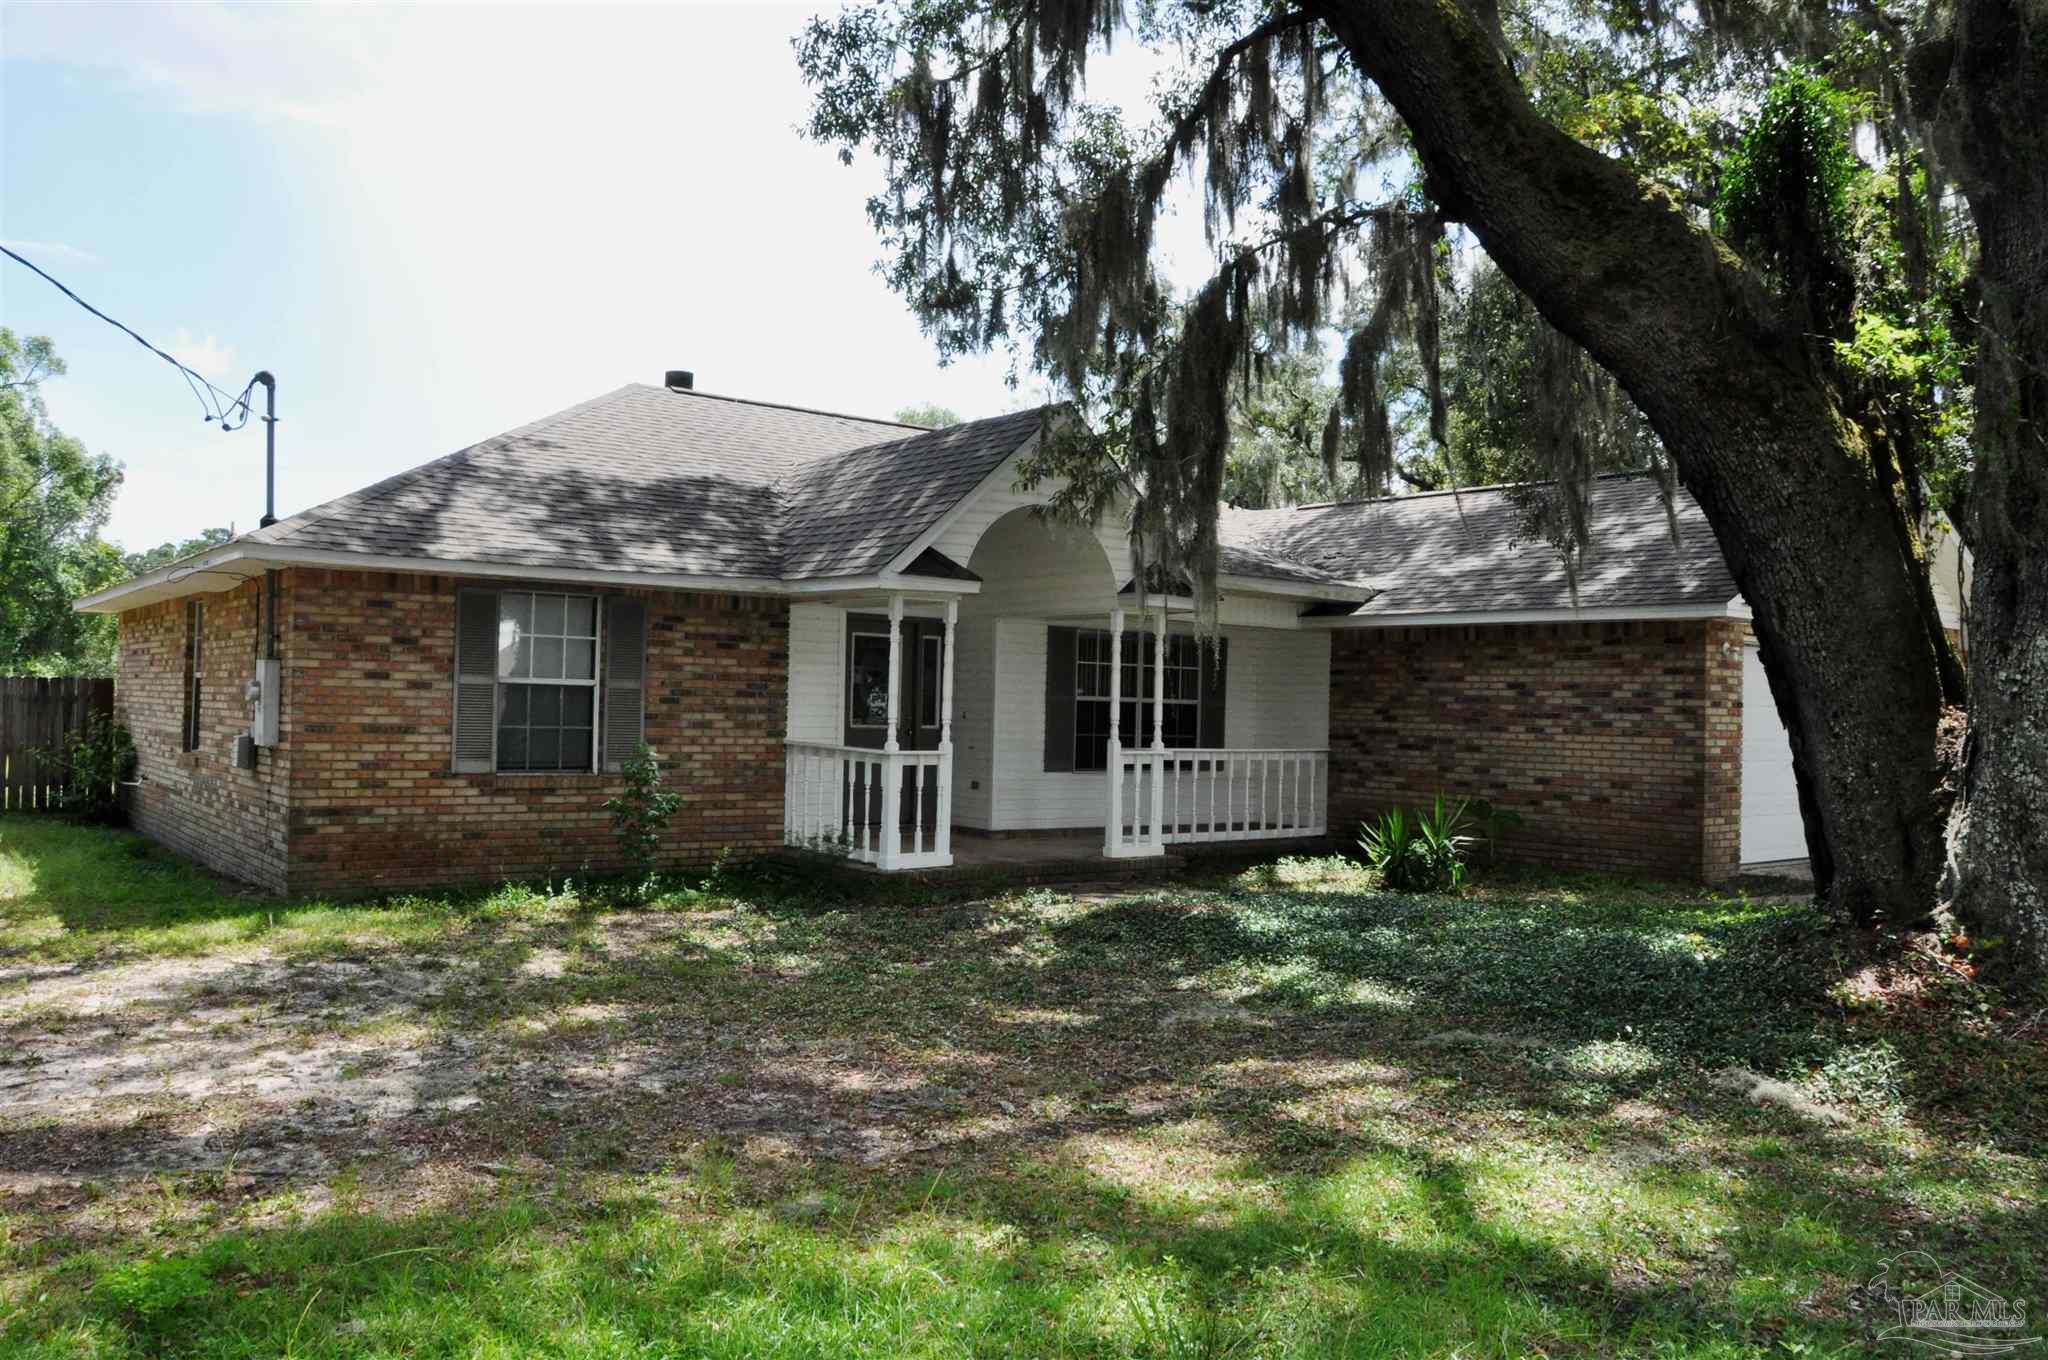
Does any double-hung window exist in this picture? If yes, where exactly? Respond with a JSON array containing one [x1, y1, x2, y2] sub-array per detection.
[[1044, 625, 1225, 773], [1072, 630, 1207, 771], [453, 588, 643, 776], [494, 591, 598, 772]]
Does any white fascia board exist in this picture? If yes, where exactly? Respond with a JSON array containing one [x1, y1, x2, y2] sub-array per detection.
[[881, 432, 1041, 574], [1303, 600, 1747, 629], [76, 545, 775, 613], [75, 544, 978, 615], [75, 547, 275, 613]]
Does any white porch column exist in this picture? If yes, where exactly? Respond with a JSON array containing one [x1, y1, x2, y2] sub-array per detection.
[[1104, 607, 1124, 856], [936, 596, 957, 862], [878, 593, 904, 869], [1150, 602, 1167, 850]]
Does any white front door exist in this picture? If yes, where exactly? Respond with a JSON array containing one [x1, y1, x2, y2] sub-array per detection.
[[1741, 642, 1806, 863]]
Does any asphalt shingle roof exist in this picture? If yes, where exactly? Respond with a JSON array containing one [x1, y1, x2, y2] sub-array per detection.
[[1219, 474, 1736, 617], [213, 381, 1729, 612], [781, 409, 1047, 578], [240, 385, 1040, 582]]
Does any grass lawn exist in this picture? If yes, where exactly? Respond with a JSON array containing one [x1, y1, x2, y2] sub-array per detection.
[[0, 815, 2040, 1358]]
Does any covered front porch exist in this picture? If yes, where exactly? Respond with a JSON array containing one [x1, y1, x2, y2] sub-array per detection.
[[781, 574, 1331, 872]]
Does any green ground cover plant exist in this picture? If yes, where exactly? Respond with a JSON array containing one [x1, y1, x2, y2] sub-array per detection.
[[1, 817, 2039, 1358]]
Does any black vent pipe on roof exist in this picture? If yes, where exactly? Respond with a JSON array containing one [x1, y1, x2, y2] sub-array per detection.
[[665, 370, 694, 391]]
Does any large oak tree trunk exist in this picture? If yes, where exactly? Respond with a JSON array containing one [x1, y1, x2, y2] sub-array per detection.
[[1922, 0, 2048, 977], [1310, 0, 1951, 921]]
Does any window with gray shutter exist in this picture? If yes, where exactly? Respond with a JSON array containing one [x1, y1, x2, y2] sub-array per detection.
[[1043, 625, 1077, 771], [452, 589, 499, 772], [602, 596, 647, 772], [1197, 636, 1227, 748]]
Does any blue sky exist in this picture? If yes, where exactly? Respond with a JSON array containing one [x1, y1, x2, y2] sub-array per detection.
[[5, 3, 1144, 553]]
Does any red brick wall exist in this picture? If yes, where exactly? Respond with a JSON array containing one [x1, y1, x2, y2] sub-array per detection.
[[1328, 618, 1743, 881], [115, 577, 293, 892], [282, 570, 789, 895], [1702, 619, 1745, 879]]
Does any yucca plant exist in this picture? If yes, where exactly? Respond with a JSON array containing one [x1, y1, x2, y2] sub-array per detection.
[[1358, 794, 1476, 893], [1411, 794, 1476, 891]]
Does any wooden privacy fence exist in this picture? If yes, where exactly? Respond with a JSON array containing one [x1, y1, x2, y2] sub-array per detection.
[[1, 676, 114, 811]]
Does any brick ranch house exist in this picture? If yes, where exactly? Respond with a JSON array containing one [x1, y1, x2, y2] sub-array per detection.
[[75, 379, 1967, 896]]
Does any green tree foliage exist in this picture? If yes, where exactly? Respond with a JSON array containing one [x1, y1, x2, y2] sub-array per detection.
[[795, 3, 1970, 587], [0, 330, 123, 676], [794, 1, 1743, 597], [1716, 68, 1863, 340], [122, 527, 234, 576], [1222, 348, 1343, 508], [893, 403, 963, 428]]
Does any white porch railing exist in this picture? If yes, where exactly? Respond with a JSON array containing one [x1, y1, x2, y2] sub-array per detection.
[[784, 740, 952, 870], [1108, 746, 1328, 856]]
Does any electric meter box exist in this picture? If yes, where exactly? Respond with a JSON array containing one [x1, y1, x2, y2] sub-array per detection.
[[251, 658, 281, 747]]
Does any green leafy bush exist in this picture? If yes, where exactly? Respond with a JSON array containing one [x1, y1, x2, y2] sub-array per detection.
[[1714, 66, 1861, 331], [92, 1251, 213, 1331], [603, 741, 684, 898], [34, 712, 135, 824], [1358, 794, 1477, 893]]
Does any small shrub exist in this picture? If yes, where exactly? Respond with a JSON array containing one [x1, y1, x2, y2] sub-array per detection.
[[1468, 799, 1523, 865], [1358, 794, 1476, 893], [93, 1252, 213, 1331], [603, 742, 684, 898], [34, 713, 136, 824]]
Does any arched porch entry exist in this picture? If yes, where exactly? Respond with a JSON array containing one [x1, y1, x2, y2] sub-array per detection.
[[781, 502, 1330, 870], [954, 507, 1326, 858]]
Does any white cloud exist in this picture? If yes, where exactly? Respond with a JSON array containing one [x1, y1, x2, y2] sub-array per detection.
[[166, 328, 237, 380], [1, 238, 100, 263]]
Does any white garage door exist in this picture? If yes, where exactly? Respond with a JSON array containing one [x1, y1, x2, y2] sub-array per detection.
[[1741, 643, 1806, 863]]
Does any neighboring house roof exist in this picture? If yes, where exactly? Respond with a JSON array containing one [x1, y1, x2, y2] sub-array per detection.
[[1220, 473, 1739, 622]]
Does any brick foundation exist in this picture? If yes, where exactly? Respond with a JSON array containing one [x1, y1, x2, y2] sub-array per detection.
[[1328, 619, 1743, 882], [115, 569, 790, 896]]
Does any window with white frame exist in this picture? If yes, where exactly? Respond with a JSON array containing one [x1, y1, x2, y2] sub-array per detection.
[[494, 591, 598, 771], [1073, 630, 1203, 770]]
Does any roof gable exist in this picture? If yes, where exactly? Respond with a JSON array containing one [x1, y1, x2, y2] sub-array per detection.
[[780, 408, 1045, 579]]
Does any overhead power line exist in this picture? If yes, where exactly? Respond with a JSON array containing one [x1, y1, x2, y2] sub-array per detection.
[[2, 243, 258, 430]]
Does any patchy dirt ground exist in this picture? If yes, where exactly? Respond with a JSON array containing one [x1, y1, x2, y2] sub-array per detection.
[[6, 892, 1402, 1246], [0, 907, 1026, 1232]]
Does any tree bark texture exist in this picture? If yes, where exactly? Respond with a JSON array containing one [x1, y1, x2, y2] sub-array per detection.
[[1922, 0, 2048, 978], [1310, 0, 1952, 922]]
